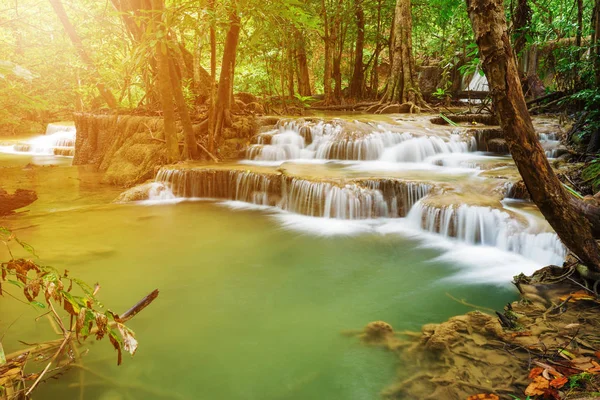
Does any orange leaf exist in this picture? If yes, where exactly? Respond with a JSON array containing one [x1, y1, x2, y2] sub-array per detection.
[[550, 376, 568, 389], [525, 376, 550, 396], [528, 367, 544, 380], [467, 394, 499, 400], [560, 290, 596, 302], [595, 350, 600, 359]]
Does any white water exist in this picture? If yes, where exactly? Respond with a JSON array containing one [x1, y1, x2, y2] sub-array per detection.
[[0, 123, 76, 157], [150, 115, 569, 284]]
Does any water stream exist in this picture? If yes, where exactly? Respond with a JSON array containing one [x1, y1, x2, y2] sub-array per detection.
[[0, 114, 566, 399]]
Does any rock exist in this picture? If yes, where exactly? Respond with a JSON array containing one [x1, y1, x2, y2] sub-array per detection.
[[114, 181, 170, 203], [0, 188, 37, 215], [246, 102, 265, 114], [486, 138, 509, 153], [256, 116, 280, 127], [418, 65, 443, 100], [362, 321, 394, 343]]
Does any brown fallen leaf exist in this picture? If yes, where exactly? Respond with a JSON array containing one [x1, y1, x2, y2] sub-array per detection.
[[528, 367, 544, 379], [525, 376, 550, 396], [549, 376, 568, 389], [466, 394, 499, 400], [560, 290, 596, 302]]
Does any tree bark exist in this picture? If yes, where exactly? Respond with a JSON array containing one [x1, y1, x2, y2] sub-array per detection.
[[380, 0, 424, 107], [467, 0, 600, 270], [321, 0, 333, 105], [150, 0, 179, 163], [212, 5, 241, 151], [49, 0, 118, 109], [168, 57, 199, 160], [208, 0, 217, 153], [349, 0, 365, 99], [293, 27, 312, 96]]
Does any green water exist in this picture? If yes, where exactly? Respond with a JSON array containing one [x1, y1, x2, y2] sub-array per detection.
[[0, 157, 517, 400]]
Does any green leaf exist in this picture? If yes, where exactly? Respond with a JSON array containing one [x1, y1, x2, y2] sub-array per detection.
[[29, 300, 46, 309], [6, 279, 24, 289], [439, 113, 459, 127], [0, 341, 6, 365]]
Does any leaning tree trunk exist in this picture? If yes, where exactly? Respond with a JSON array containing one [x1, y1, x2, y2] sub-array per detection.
[[212, 7, 241, 152], [151, 0, 179, 163], [379, 0, 424, 110], [467, 0, 600, 270], [349, 0, 365, 99], [49, 0, 118, 109]]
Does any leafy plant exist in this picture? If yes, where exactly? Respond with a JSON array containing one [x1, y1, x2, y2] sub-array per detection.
[[0, 226, 158, 396]]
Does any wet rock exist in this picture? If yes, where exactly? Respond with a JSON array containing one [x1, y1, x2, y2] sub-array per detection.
[[505, 180, 530, 200], [431, 114, 499, 126], [485, 138, 509, 153], [362, 321, 394, 343], [0, 188, 37, 215], [114, 181, 170, 203]]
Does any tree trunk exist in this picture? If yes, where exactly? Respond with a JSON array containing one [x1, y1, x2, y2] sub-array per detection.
[[467, 0, 600, 270], [287, 46, 295, 98], [168, 57, 199, 160], [150, 0, 179, 163], [208, 0, 217, 154], [380, 0, 424, 107], [512, 0, 531, 57], [293, 27, 312, 96], [332, 0, 344, 104], [349, 0, 365, 99], [49, 0, 118, 109], [322, 0, 333, 105], [212, 6, 241, 151]]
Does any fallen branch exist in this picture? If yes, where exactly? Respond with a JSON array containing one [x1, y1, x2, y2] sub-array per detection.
[[116, 289, 159, 323], [196, 141, 219, 163]]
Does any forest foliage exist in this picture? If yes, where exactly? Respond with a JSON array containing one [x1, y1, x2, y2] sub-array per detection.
[[0, 0, 597, 129]]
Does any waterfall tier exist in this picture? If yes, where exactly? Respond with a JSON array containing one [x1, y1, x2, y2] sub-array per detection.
[[0, 123, 76, 157], [247, 119, 475, 163], [155, 166, 433, 219], [407, 202, 566, 265]]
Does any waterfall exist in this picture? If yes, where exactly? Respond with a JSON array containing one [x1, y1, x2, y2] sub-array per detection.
[[155, 167, 432, 220], [407, 202, 566, 264], [464, 67, 489, 92], [1, 123, 76, 157], [246, 120, 449, 162], [379, 134, 475, 163]]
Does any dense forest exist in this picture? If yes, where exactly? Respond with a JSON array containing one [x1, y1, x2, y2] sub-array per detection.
[[4, 0, 600, 399], [1, 0, 599, 145]]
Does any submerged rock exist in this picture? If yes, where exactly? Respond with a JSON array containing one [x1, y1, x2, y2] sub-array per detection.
[[114, 181, 173, 203], [0, 188, 37, 215]]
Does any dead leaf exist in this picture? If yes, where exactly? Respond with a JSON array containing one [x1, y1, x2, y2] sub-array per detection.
[[116, 323, 138, 356], [571, 356, 595, 371], [466, 394, 499, 400], [560, 290, 596, 302], [525, 376, 550, 396], [549, 376, 568, 389], [529, 367, 544, 379]]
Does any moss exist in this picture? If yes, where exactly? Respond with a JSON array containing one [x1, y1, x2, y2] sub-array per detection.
[[581, 162, 600, 193]]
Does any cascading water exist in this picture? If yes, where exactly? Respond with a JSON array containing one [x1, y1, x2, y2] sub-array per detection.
[[149, 114, 569, 269], [407, 202, 566, 265], [0, 123, 76, 157], [155, 167, 432, 219], [246, 119, 470, 163]]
